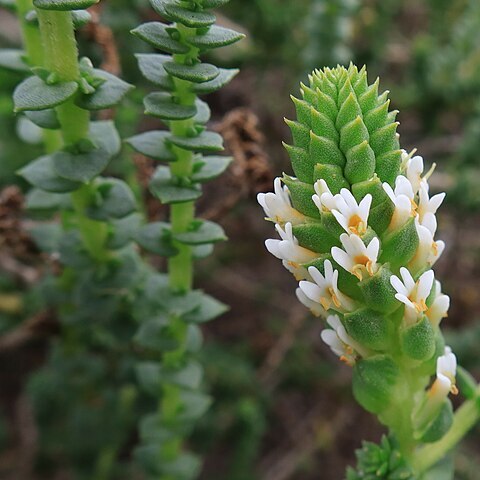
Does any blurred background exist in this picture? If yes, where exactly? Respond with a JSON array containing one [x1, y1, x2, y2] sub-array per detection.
[[0, 0, 479, 478]]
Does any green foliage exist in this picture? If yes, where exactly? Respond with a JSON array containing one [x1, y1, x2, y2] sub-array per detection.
[[130, 0, 243, 477], [346, 436, 416, 480]]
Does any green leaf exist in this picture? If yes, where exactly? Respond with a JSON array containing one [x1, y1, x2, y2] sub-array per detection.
[[344, 308, 392, 351], [183, 294, 228, 323], [163, 290, 204, 317], [193, 98, 211, 124], [169, 131, 223, 152], [353, 355, 400, 414], [108, 213, 142, 250], [18, 155, 81, 193], [25, 109, 60, 129], [126, 130, 175, 162], [0, 49, 29, 72], [188, 25, 244, 50], [25, 188, 71, 213], [88, 178, 137, 221], [135, 53, 174, 90], [52, 147, 112, 183], [33, 0, 98, 10], [191, 156, 232, 182], [202, 0, 231, 7], [134, 316, 179, 352], [13, 75, 78, 112], [76, 69, 133, 110], [144, 92, 197, 120], [164, 3, 216, 27], [192, 68, 238, 94], [192, 243, 214, 259], [71, 9, 91, 27], [136, 361, 203, 394], [161, 453, 201, 480], [174, 220, 226, 245], [401, 316, 436, 362], [134, 222, 178, 256], [164, 61, 219, 83], [178, 390, 212, 422], [0, 0, 16, 11], [423, 456, 454, 480], [131, 22, 189, 54], [90, 120, 121, 157], [149, 166, 202, 204], [29, 223, 62, 253]]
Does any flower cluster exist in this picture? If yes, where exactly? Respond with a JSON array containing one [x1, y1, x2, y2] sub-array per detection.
[[259, 64, 456, 443]]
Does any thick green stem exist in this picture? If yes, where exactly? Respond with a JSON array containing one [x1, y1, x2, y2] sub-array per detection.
[[36, 9, 108, 260], [16, 0, 44, 66], [36, 9, 89, 144], [16, 0, 63, 152], [412, 385, 480, 474], [167, 25, 199, 292]]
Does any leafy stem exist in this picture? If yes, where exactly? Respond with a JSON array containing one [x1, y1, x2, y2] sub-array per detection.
[[412, 383, 480, 474], [36, 8, 107, 260]]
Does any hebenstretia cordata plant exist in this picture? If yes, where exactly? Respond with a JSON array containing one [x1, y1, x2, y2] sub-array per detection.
[[0, 0, 242, 477], [259, 64, 480, 479]]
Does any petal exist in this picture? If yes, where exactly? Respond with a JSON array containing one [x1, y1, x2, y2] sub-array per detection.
[[399, 267, 415, 292], [326, 314, 342, 329], [390, 274, 408, 295], [331, 247, 353, 272], [257, 193, 268, 212], [422, 212, 437, 235], [299, 280, 322, 302], [331, 210, 349, 233], [383, 182, 396, 203], [341, 188, 358, 209], [308, 266, 326, 286], [429, 192, 446, 212], [417, 270, 434, 300], [395, 293, 415, 310], [366, 236, 380, 261], [265, 239, 282, 259], [359, 194, 373, 221]]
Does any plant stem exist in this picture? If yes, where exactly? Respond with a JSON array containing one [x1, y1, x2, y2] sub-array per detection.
[[16, 0, 44, 66], [16, 0, 63, 152], [36, 9, 90, 144], [412, 384, 480, 473], [36, 9, 108, 261], [167, 25, 199, 293]]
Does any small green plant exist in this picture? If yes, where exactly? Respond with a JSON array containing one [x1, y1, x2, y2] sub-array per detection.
[[0, 0, 242, 478], [259, 64, 480, 478], [126, 0, 244, 477]]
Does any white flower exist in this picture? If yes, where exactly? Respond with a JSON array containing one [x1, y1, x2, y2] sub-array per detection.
[[331, 233, 380, 281], [417, 182, 445, 234], [299, 260, 356, 313], [408, 220, 445, 273], [405, 154, 425, 194], [265, 222, 318, 280], [405, 154, 436, 195], [390, 267, 435, 324], [312, 179, 336, 213], [331, 189, 372, 236], [320, 315, 357, 366], [426, 281, 450, 327], [430, 346, 458, 398], [296, 287, 327, 317], [257, 177, 306, 225], [382, 175, 416, 231]]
